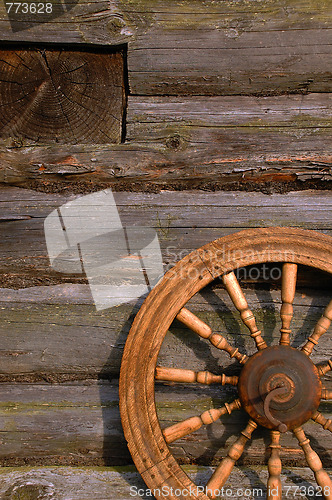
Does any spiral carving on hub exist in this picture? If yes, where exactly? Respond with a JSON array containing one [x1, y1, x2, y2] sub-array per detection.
[[120, 228, 332, 500], [238, 345, 322, 432]]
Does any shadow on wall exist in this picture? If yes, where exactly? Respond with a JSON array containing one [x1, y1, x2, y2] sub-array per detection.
[[98, 281, 332, 473], [43, 193, 332, 478], [98, 296, 143, 467]]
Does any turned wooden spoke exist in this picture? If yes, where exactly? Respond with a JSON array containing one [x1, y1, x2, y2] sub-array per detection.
[[280, 263, 297, 346], [293, 426, 332, 499], [222, 271, 267, 351], [162, 398, 241, 444], [317, 360, 332, 377], [155, 366, 238, 386], [312, 411, 332, 433], [302, 299, 332, 356], [321, 386, 332, 400], [206, 419, 257, 498], [176, 307, 248, 364], [267, 431, 282, 500], [119, 228, 332, 500]]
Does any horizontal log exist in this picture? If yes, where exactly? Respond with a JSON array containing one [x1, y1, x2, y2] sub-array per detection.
[[0, 465, 330, 499], [128, 30, 332, 96], [0, 0, 132, 46], [1, 94, 331, 188], [0, 381, 330, 466], [0, 284, 331, 378], [126, 93, 332, 182], [0, 0, 331, 95], [128, 94, 332, 128], [1, 187, 332, 287], [2, 188, 332, 225], [2, 186, 332, 207]]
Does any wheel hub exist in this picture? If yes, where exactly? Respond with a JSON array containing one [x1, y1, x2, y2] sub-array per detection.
[[238, 345, 322, 432]]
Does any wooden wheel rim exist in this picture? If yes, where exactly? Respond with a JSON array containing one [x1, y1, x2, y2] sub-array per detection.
[[119, 227, 332, 500]]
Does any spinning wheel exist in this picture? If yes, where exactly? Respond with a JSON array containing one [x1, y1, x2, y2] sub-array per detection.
[[119, 227, 332, 500]]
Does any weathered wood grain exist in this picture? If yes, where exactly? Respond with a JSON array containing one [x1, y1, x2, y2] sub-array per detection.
[[0, 187, 331, 471], [119, 227, 332, 494], [0, 284, 331, 377], [128, 29, 332, 96], [0, 381, 330, 466], [0, 0, 331, 95], [0, 381, 129, 465], [0, 465, 148, 500], [127, 94, 332, 156], [0, 465, 330, 499], [1, 187, 331, 287], [0, 282, 330, 466], [3, 189, 332, 226], [0, 48, 125, 144], [1, 94, 330, 187], [126, 93, 332, 183], [0, 0, 130, 45]]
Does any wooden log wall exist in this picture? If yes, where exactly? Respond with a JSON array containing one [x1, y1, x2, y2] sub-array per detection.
[[0, 0, 331, 493], [0, 186, 331, 469], [0, 0, 331, 95], [0, 0, 331, 190]]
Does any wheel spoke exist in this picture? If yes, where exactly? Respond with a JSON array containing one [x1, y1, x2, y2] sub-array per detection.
[[222, 271, 267, 351], [176, 307, 248, 364], [293, 426, 332, 499], [317, 360, 332, 377], [206, 419, 257, 498], [162, 398, 241, 444], [155, 366, 238, 386], [302, 299, 332, 356], [280, 263, 297, 346], [312, 411, 332, 433], [321, 387, 332, 400], [267, 431, 282, 500]]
